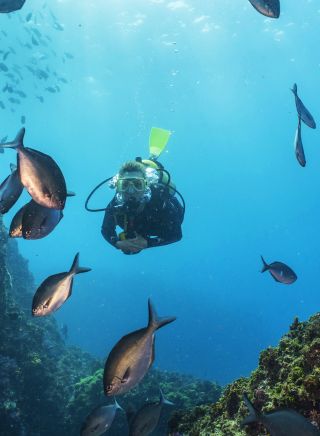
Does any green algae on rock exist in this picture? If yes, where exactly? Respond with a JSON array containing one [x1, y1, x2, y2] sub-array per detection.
[[168, 315, 320, 435]]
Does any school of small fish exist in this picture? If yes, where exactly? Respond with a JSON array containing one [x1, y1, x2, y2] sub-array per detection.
[[1, 0, 319, 435]]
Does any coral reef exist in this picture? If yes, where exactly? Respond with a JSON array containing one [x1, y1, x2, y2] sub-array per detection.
[[0, 217, 221, 435], [168, 315, 320, 435]]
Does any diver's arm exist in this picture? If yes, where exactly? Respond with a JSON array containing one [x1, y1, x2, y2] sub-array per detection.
[[101, 205, 118, 247]]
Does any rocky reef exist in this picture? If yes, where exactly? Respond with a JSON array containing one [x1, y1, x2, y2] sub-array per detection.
[[169, 314, 320, 435], [0, 216, 221, 435]]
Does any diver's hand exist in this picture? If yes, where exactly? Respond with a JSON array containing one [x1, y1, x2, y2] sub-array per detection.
[[116, 235, 148, 253]]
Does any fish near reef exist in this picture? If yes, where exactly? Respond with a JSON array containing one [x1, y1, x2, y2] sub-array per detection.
[[241, 393, 320, 435], [0, 163, 23, 214], [127, 389, 174, 436], [9, 204, 27, 237], [248, 0, 280, 18], [32, 253, 91, 317], [21, 199, 63, 240], [261, 255, 297, 284], [103, 299, 176, 396], [0, 128, 67, 209], [81, 399, 122, 436], [294, 118, 306, 167], [291, 83, 316, 129]]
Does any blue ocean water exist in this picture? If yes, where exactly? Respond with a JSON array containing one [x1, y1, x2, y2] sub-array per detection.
[[0, 0, 319, 386]]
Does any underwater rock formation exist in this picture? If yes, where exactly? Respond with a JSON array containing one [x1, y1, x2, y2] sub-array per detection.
[[168, 314, 320, 435], [0, 217, 221, 435]]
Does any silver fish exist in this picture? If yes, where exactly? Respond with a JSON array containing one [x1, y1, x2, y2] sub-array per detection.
[[241, 393, 320, 435], [291, 83, 316, 129], [128, 389, 174, 436], [248, 0, 280, 18], [21, 200, 63, 240], [0, 0, 25, 13], [32, 253, 91, 317], [261, 255, 297, 284], [294, 118, 306, 167], [0, 163, 23, 214], [9, 204, 27, 238], [81, 399, 122, 436], [0, 128, 67, 210], [103, 299, 176, 396]]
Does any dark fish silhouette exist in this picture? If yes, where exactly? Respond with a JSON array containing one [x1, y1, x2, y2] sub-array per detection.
[[294, 118, 306, 167], [21, 115, 26, 124], [241, 393, 320, 435], [21, 199, 63, 240], [128, 389, 173, 436], [0, 163, 23, 214], [261, 255, 297, 284], [32, 253, 91, 317], [9, 204, 27, 237], [248, 0, 280, 18], [103, 299, 176, 396], [81, 399, 122, 436], [0, 0, 26, 13], [0, 128, 67, 210], [291, 83, 316, 129], [0, 62, 8, 72]]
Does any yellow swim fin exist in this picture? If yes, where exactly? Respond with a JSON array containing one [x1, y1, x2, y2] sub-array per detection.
[[149, 127, 171, 159]]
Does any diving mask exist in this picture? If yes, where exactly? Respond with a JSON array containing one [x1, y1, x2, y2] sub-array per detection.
[[116, 177, 146, 193]]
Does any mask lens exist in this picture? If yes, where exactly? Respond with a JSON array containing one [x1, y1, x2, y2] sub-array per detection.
[[117, 178, 145, 192]]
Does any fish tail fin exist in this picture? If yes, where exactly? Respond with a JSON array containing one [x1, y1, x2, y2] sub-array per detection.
[[114, 397, 123, 411], [0, 127, 25, 150], [147, 298, 176, 332], [70, 253, 92, 275], [10, 163, 17, 173], [291, 83, 297, 95], [240, 393, 260, 427], [160, 388, 174, 406], [260, 255, 269, 273]]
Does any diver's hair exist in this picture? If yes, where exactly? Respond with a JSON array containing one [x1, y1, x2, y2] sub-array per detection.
[[119, 160, 146, 178]]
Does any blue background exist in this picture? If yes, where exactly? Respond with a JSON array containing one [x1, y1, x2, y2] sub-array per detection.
[[0, 0, 319, 385]]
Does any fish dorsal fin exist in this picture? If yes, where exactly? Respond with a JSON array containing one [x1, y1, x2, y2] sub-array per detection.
[[159, 388, 174, 406], [147, 298, 176, 332], [70, 252, 92, 275], [240, 393, 261, 428], [114, 397, 123, 411], [291, 83, 297, 95], [260, 255, 269, 273]]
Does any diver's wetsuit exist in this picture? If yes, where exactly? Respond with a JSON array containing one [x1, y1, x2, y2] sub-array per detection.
[[101, 185, 183, 249]]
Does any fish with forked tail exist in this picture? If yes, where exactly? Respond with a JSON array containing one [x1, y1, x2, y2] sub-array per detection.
[[81, 399, 122, 436], [0, 163, 23, 214], [103, 299, 176, 396], [291, 83, 316, 129], [32, 253, 91, 317], [260, 255, 297, 284], [0, 128, 67, 210], [294, 118, 306, 167], [241, 393, 320, 435]]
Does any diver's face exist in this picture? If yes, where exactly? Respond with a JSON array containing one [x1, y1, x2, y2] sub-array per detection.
[[117, 171, 146, 202]]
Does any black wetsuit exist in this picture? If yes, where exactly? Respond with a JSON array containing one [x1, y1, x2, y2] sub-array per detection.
[[101, 186, 183, 249]]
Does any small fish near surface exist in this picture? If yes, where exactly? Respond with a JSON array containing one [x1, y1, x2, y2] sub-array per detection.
[[0, 0, 25, 13], [291, 83, 316, 129], [241, 393, 320, 435], [0, 128, 67, 210], [248, 0, 280, 18], [128, 389, 174, 436], [294, 118, 306, 167], [21, 199, 63, 240], [103, 299, 176, 396], [32, 253, 91, 317], [260, 255, 297, 284], [0, 163, 23, 214], [81, 399, 122, 436]]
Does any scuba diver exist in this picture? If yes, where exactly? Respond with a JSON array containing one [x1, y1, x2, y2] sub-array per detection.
[[85, 128, 185, 255]]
